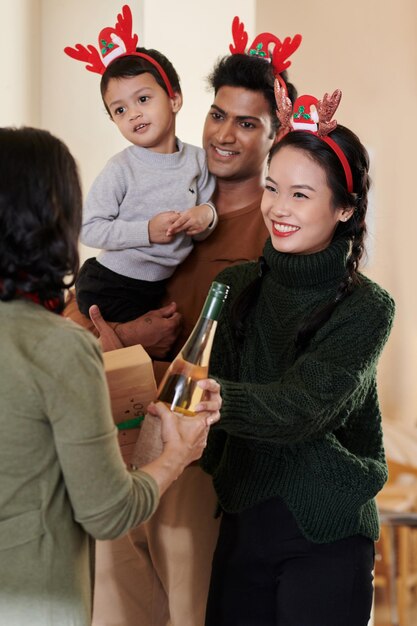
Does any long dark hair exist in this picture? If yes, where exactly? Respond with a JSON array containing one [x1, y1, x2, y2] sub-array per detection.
[[233, 126, 370, 352], [0, 127, 82, 311]]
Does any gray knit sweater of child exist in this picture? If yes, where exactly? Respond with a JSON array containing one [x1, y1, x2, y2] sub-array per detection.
[[81, 139, 215, 281]]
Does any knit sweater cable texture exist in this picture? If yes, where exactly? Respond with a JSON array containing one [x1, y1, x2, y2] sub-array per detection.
[[202, 237, 395, 543]]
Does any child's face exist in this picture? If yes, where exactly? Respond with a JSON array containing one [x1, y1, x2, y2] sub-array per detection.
[[261, 146, 353, 255], [104, 73, 182, 153]]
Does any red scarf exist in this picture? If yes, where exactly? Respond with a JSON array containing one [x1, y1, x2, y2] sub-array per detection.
[[0, 279, 62, 313]]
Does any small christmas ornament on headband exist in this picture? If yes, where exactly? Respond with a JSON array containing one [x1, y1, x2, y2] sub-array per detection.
[[64, 4, 175, 97], [274, 81, 353, 193], [229, 16, 302, 93]]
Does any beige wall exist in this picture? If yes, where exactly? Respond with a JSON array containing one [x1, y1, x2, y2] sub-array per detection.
[[2, 0, 41, 126], [257, 0, 417, 427]]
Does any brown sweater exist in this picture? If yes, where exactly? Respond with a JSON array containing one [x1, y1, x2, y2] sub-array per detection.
[[164, 197, 268, 352]]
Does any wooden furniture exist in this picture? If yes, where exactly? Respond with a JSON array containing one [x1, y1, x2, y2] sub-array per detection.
[[375, 460, 417, 626]]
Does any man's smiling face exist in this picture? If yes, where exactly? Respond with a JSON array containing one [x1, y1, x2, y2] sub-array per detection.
[[202, 86, 276, 182]]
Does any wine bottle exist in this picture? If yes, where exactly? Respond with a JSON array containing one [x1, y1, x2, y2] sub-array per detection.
[[130, 281, 229, 467], [157, 281, 229, 416]]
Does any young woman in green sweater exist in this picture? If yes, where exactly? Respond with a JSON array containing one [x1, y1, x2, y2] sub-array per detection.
[[203, 88, 395, 626]]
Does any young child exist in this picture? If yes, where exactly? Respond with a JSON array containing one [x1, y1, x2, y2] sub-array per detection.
[[65, 6, 216, 323]]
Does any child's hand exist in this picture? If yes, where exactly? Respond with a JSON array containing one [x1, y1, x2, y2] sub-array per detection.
[[166, 204, 213, 237], [149, 211, 181, 243]]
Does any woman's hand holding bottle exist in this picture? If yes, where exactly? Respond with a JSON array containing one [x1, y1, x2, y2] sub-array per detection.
[[155, 377, 221, 452], [138, 379, 221, 495]]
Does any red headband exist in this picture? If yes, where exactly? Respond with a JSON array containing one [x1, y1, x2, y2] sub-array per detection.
[[64, 5, 175, 98], [274, 82, 353, 193], [229, 17, 302, 96]]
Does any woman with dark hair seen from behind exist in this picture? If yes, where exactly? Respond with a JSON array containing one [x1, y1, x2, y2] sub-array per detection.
[[0, 126, 221, 626], [202, 87, 395, 626]]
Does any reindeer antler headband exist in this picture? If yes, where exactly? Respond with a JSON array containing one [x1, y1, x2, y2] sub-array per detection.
[[229, 17, 302, 95], [64, 4, 175, 98], [274, 81, 353, 193]]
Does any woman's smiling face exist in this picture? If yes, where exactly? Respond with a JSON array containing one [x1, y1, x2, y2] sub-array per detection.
[[261, 145, 352, 255]]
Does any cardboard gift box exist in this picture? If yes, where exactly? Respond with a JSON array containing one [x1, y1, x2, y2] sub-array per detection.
[[103, 345, 157, 465]]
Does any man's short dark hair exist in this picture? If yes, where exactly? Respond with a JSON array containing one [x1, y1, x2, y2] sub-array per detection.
[[207, 54, 297, 135]]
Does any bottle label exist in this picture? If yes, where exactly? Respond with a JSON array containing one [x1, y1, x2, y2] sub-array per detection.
[[157, 358, 208, 417]]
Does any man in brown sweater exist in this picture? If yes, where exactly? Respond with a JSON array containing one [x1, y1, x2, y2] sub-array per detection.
[[66, 53, 297, 626]]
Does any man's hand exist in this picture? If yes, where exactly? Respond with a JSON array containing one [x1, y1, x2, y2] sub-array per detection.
[[89, 302, 181, 358], [118, 303, 181, 358], [89, 305, 124, 352]]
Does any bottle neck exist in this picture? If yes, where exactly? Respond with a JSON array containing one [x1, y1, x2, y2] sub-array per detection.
[[201, 292, 227, 321], [181, 316, 216, 363]]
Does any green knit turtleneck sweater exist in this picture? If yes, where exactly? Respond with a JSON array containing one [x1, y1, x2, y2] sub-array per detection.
[[202, 237, 395, 543]]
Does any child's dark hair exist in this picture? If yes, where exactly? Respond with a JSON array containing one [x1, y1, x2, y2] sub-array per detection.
[[100, 48, 181, 116], [233, 125, 370, 353], [207, 54, 298, 136], [0, 127, 82, 311]]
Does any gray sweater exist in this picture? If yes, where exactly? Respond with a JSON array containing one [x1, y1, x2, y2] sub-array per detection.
[[81, 139, 216, 281]]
